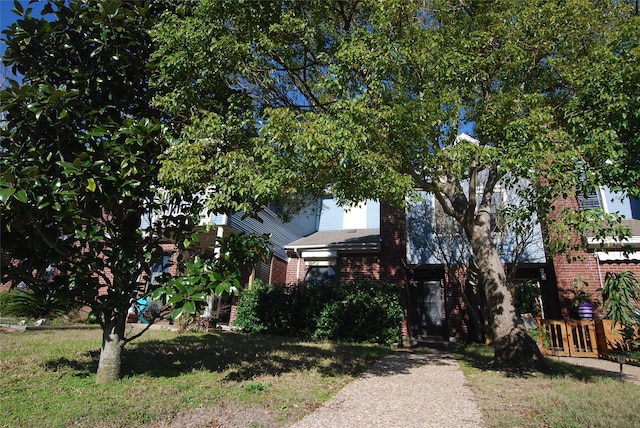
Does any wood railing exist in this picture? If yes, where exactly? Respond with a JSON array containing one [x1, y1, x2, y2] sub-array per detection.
[[537, 319, 599, 358]]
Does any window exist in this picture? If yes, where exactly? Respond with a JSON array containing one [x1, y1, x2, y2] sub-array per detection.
[[305, 266, 337, 283], [577, 187, 604, 211], [150, 254, 172, 285]]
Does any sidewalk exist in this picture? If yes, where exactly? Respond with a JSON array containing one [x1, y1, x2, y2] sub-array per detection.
[[289, 345, 640, 428], [290, 347, 483, 428], [555, 355, 640, 385]]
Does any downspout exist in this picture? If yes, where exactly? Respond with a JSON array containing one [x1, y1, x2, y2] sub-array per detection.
[[295, 248, 301, 287], [207, 219, 228, 319], [269, 257, 274, 285], [595, 253, 604, 289]]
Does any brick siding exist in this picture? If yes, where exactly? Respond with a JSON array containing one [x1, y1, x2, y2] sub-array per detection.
[[548, 195, 640, 319]]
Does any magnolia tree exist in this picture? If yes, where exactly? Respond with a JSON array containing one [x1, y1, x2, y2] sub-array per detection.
[[1, 0, 281, 383], [0, 0, 179, 383], [153, 0, 640, 367], [151, 229, 271, 326]]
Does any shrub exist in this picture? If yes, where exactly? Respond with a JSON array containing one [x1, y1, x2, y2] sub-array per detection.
[[234, 280, 294, 334], [0, 288, 79, 319], [234, 279, 403, 345], [0, 291, 13, 316], [600, 270, 640, 351]]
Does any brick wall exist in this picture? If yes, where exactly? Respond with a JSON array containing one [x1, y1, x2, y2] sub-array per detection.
[[337, 254, 381, 281], [379, 203, 408, 286], [379, 202, 411, 338], [285, 256, 305, 285], [269, 256, 288, 284], [547, 195, 640, 318]]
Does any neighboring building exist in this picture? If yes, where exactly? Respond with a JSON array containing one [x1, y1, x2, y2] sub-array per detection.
[[549, 186, 640, 319], [177, 190, 576, 341], [7, 178, 639, 343]]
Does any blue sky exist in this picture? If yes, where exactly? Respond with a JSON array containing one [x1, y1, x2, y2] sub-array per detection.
[[0, 1, 21, 32], [1, 1, 18, 55], [1, 0, 46, 57]]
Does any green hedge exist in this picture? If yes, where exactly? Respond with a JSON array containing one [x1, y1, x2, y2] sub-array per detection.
[[234, 279, 404, 345]]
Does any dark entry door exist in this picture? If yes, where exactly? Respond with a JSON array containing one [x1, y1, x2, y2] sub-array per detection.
[[410, 281, 443, 338]]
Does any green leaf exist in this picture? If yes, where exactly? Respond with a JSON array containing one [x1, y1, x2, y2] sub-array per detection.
[[13, 0, 23, 15], [183, 300, 196, 314], [13, 190, 28, 203], [86, 178, 97, 192], [171, 306, 186, 320], [0, 188, 16, 203], [167, 294, 184, 305], [191, 292, 208, 301]]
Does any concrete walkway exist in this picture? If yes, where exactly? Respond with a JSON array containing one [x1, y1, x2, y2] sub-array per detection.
[[290, 346, 640, 428], [291, 347, 484, 428], [555, 354, 640, 385]]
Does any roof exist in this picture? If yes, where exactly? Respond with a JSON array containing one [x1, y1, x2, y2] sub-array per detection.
[[625, 219, 640, 236], [586, 219, 640, 249], [285, 229, 381, 256]]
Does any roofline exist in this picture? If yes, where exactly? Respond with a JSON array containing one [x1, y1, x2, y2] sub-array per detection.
[[285, 241, 381, 257], [586, 236, 640, 250]]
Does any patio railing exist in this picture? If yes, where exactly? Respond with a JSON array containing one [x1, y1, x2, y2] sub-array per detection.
[[537, 319, 599, 358]]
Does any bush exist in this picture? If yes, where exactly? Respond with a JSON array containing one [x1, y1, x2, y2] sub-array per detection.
[[234, 279, 403, 345], [0, 288, 79, 319], [233, 281, 293, 334], [0, 291, 13, 316]]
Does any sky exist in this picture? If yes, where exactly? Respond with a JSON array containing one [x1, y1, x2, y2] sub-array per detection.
[[1, 0, 46, 57]]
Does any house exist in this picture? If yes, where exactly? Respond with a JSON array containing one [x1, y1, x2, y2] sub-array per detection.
[[548, 186, 640, 319], [218, 193, 557, 342]]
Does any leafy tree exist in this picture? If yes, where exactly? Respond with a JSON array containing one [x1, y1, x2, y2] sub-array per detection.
[[152, 0, 640, 368], [0, 0, 198, 383], [151, 230, 271, 323], [408, 184, 545, 344]]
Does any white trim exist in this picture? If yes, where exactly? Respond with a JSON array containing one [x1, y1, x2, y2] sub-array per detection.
[[301, 250, 338, 259], [595, 251, 640, 261], [587, 236, 640, 249], [305, 260, 338, 267], [598, 186, 609, 213]]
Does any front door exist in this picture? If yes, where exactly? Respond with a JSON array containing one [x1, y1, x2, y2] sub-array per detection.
[[410, 280, 444, 338]]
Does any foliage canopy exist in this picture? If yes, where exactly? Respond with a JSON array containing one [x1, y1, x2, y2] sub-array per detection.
[[152, 0, 640, 367]]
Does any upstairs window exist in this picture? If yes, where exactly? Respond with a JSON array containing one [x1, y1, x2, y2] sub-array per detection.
[[577, 187, 604, 211]]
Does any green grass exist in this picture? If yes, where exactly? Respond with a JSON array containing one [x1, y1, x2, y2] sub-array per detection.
[[456, 345, 640, 428], [4, 328, 640, 428], [0, 327, 390, 428]]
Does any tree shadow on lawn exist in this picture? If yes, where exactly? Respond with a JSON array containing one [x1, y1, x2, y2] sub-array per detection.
[[44, 332, 392, 381], [43, 355, 99, 378], [455, 344, 613, 383], [125, 332, 394, 381]]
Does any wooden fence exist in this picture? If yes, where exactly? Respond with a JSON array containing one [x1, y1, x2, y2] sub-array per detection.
[[537, 319, 599, 358]]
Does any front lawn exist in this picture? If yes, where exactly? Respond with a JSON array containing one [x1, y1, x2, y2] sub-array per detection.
[[4, 328, 640, 428], [0, 327, 389, 427], [457, 345, 640, 428]]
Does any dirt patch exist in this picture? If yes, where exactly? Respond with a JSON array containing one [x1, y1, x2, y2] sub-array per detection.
[[147, 401, 282, 428], [0, 327, 24, 334]]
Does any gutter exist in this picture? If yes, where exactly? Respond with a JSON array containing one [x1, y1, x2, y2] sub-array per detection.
[[285, 241, 381, 258]]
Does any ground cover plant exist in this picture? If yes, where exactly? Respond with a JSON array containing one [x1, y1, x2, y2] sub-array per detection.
[[457, 345, 640, 428], [0, 327, 389, 428]]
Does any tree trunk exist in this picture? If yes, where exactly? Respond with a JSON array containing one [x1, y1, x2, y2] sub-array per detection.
[[95, 314, 126, 384], [468, 221, 543, 368]]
